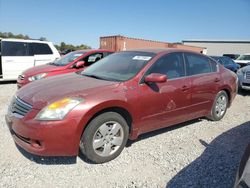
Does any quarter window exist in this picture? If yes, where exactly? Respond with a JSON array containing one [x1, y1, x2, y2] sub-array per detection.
[[146, 53, 185, 79], [32, 43, 53, 55], [185, 53, 212, 76]]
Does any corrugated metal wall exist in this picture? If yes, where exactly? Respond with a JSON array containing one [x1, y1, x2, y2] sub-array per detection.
[[100, 35, 204, 53], [183, 41, 250, 55]]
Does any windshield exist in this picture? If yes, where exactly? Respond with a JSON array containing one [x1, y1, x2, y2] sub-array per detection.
[[237, 55, 250, 61], [52, 51, 85, 66], [81, 51, 156, 82]]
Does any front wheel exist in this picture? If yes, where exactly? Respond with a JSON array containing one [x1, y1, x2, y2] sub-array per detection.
[[208, 90, 229, 121], [80, 112, 129, 163]]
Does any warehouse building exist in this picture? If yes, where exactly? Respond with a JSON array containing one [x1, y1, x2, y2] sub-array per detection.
[[182, 40, 250, 56], [100, 35, 204, 53]]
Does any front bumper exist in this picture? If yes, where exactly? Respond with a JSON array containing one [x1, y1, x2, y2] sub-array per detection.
[[5, 110, 85, 156]]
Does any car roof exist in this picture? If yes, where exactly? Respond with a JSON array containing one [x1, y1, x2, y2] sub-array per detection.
[[74, 49, 114, 53], [124, 48, 201, 54], [1, 38, 52, 43], [211, 56, 223, 58]]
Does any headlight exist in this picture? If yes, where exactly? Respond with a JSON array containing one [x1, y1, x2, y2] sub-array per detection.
[[36, 97, 83, 120], [28, 73, 47, 81]]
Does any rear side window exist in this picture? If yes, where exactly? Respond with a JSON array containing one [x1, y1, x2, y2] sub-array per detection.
[[147, 53, 185, 79], [2, 41, 30, 56], [32, 43, 53, 55], [185, 53, 212, 76]]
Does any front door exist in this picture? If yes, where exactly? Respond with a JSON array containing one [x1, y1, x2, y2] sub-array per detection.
[[32, 42, 56, 66], [137, 52, 192, 134]]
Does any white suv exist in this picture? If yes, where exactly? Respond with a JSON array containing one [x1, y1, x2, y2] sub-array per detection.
[[0, 38, 60, 80], [234, 53, 250, 67]]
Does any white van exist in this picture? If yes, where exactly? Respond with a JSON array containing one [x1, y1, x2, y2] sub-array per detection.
[[0, 38, 60, 80]]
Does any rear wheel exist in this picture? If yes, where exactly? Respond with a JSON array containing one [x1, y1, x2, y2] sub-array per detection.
[[208, 90, 228, 121], [80, 112, 129, 163]]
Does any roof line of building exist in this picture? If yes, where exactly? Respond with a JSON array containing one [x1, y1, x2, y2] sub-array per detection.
[[100, 35, 170, 44], [182, 39, 250, 43]]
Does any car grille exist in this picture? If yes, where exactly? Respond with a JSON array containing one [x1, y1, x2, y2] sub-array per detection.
[[246, 71, 250, 80], [18, 75, 25, 80], [9, 96, 32, 117]]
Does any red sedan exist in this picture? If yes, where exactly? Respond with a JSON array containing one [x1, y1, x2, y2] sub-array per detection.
[[17, 49, 114, 88], [6, 49, 238, 163]]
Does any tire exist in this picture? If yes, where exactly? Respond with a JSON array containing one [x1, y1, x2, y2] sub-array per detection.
[[238, 84, 242, 94], [208, 90, 229, 121], [80, 112, 129, 163]]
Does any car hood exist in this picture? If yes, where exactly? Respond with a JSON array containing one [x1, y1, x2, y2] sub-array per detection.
[[16, 73, 119, 109], [22, 64, 66, 77]]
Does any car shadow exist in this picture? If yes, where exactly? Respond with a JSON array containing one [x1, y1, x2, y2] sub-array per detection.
[[16, 144, 77, 165], [16, 118, 203, 165], [166, 121, 250, 188], [126, 118, 202, 147], [0, 80, 16, 85], [238, 89, 250, 96]]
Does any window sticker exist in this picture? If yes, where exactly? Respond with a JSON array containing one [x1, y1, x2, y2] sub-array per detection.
[[132, 56, 152, 61]]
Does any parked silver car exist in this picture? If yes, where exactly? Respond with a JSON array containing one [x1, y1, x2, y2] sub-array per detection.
[[237, 65, 250, 90]]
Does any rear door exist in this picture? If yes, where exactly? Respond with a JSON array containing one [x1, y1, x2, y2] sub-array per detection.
[[1, 41, 34, 80], [32, 42, 55, 66], [184, 52, 220, 118]]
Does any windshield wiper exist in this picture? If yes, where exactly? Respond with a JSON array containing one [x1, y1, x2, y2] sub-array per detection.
[[82, 73, 105, 80], [82, 73, 118, 82]]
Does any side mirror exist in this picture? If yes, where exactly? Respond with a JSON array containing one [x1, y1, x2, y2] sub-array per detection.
[[144, 73, 167, 83], [73, 61, 85, 68]]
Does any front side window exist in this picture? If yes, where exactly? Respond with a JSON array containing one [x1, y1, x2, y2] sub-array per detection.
[[2, 41, 29, 56], [146, 53, 185, 79], [185, 53, 212, 76], [84, 53, 103, 66], [32, 43, 53, 55], [0, 40, 2, 55], [82, 51, 156, 81]]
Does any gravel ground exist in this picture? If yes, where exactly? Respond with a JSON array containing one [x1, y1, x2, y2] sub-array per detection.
[[0, 83, 250, 188]]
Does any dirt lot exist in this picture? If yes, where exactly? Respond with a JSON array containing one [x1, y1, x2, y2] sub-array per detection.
[[0, 83, 250, 188]]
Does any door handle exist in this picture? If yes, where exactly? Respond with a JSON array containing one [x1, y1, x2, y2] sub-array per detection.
[[214, 78, 220, 82], [182, 85, 189, 91]]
